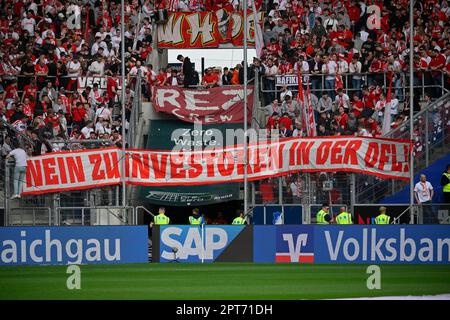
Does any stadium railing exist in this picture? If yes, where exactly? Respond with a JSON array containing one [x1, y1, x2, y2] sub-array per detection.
[[259, 70, 448, 101], [355, 92, 450, 204]]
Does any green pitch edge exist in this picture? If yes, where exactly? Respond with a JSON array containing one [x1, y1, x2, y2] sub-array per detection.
[[0, 263, 449, 300]]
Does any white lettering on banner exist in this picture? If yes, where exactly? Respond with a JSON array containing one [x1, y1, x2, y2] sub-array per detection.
[[0, 230, 121, 264], [231, 13, 243, 39], [158, 14, 184, 45], [22, 137, 412, 195], [323, 228, 450, 263], [160, 227, 228, 261], [222, 89, 253, 110], [186, 13, 216, 46], [156, 88, 181, 108], [184, 90, 218, 111], [152, 86, 254, 124], [282, 233, 308, 262]]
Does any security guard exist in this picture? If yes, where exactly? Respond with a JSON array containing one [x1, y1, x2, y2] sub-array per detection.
[[232, 210, 246, 225], [375, 206, 390, 224], [149, 207, 170, 227], [441, 164, 450, 204], [189, 208, 205, 225], [316, 203, 331, 224], [336, 206, 353, 224]]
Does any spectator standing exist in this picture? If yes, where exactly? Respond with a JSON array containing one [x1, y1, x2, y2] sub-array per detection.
[[6, 145, 28, 199], [414, 174, 435, 224], [177, 54, 195, 88]]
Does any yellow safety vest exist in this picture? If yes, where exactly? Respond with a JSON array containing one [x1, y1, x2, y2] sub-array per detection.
[[336, 212, 353, 224], [375, 214, 390, 224], [189, 216, 203, 225], [443, 173, 450, 193], [316, 210, 329, 224], [232, 217, 245, 225], [154, 214, 170, 225]]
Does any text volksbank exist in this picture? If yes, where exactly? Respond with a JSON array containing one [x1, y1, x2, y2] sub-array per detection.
[[314, 226, 450, 264], [0, 226, 148, 265]]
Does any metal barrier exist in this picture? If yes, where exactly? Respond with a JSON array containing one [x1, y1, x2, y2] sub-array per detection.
[[56, 206, 136, 226], [260, 71, 448, 101], [415, 203, 450, 225], [8, 207, 52, 226], [355, 93, 450, 204]]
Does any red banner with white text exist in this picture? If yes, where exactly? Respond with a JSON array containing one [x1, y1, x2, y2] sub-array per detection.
[[157, 10, 262, 48], [23, 137, 412, 195], [152, 85, 253, 124]]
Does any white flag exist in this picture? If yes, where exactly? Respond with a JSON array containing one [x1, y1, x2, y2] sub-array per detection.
[[251, 0, 264, 58]]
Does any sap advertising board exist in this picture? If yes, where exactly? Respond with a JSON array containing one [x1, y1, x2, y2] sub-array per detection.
[[158, 225, 246, 262], [157, 225, 450, 264], [0, 226, 148, 265]]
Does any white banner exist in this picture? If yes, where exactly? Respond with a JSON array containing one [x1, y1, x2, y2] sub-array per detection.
[[23, 137, 411, 195]]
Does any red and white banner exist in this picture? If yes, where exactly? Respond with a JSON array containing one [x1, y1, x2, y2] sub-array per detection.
[[152, 85, 254, 124], [23, 137, 412, 195], [157, 10, 263, 48]]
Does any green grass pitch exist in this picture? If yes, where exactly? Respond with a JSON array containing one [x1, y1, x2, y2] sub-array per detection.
[[1, 263, 450, 300]]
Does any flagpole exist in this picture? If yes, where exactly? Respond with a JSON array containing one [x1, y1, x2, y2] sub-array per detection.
[[121, 0, 127, 209], [243, 0, 248, 217], [409, 0, 414, 223]]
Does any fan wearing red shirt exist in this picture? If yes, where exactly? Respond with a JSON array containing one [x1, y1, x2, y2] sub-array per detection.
[[45, 109, 61, 135], [35, 56, 49, 90], [202, 68, 219, 88], [72, 102, 87, 128], [156, 68, 167, 86], [278, 113, 293, 131], [106, 73, 118, 102], [22, 79, 38, 101], [336, 107, 348, 131], [22, 98, 34, 120], [260, 179, 276, 204], [351, 94, 364, 117], [347, 2, 360, 25], [5, 81, 19, 101], [266, 112, 280, 135]]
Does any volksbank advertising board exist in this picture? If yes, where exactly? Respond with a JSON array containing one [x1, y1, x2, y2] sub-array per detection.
[[156, 225, 450, 264], [0, 226, 148, 266]]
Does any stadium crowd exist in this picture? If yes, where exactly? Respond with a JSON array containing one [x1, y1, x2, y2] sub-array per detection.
[[0, 0, 155, 156]]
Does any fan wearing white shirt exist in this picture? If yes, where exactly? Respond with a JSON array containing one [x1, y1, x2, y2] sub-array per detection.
[[334, 89, 350, 111], [414, 174, 436, 223], [21, 11, 36, 36], [321, 55, 337, 100], [81, 121, 95, 139], [88, 56, 105, 76], [7, 146, 29, 199]]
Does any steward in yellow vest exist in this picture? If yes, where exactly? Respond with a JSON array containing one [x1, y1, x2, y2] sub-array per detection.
[[150, 207, 170, 227], [375, 206, 390, 224], [189, 208, 205, 225], [316, 203, 331, 224], [441, 164, 450, 204], [232, 210, 246, 225], [336, 206, 353, 224]]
